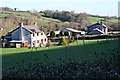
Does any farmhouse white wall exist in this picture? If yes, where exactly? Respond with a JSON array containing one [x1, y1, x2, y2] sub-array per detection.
[[31, 32, 47, 47]]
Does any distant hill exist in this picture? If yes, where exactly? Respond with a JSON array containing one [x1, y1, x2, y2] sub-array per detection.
[[0, 9, 62, 36], [0, 7, 119, 36]]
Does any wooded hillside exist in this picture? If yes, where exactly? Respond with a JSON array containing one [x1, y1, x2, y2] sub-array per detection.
[[0, 7, 119, 36]]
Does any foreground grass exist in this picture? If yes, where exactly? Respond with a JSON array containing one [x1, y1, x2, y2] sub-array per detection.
[[2, 39, 119, 68]]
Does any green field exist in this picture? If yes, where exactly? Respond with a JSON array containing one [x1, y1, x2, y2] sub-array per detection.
[[88, 16, 104, 23], [2, 39, 119, 69], [88, 16, 119, 23]]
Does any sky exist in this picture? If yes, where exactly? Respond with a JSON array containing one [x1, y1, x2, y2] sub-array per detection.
[[0, 0, 119, 17]]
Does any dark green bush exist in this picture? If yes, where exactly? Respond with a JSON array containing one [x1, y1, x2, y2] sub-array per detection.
[[50, 31, 56, 38]]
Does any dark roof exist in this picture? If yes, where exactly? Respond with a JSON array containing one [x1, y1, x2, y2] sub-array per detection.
[[65, 28, 85, 33], [24, 25, 41, 33], [8, 27, 30, 34], [8, 25, 41, 34], [87, 22, 107, 28]]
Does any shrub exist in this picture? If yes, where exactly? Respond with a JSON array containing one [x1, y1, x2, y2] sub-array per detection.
[[67, 36, 75, 43], [46, 40, 51, 47], [50, 31, 56, 38], [71, 36, 75, 42], [58, 36, 67, 45]]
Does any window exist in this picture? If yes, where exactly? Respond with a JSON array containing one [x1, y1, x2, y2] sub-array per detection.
[[37, 33, 39, 36], [41, 33, 43, 35], [64, 32, 69, 36], [37, 40, 39, 43], [33, 41, 35, 47], [44, 38, 46, 42], [33, 33, 35, 37], [41, 39, 43, 43], [33, 43, 35, 46]]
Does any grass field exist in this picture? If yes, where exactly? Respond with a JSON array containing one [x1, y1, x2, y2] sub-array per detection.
[[88, 16, 119, 23], [88, 16, 104, 23], [2, 38, 120, 69]]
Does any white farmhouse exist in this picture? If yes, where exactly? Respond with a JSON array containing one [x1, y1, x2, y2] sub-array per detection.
[[5, 23, 48, 48]]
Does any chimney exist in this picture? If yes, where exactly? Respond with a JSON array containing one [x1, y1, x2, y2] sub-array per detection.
[[19, 22, 23, 27], [100, 21, 103, 24]]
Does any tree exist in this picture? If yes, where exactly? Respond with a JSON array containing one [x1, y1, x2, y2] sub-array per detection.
[[71, 36, 75, 42], [53, 10, 60, 19], [14, 8, 17, 11], [55, 24, 60, 31], [3, 7, 13, 11], [110, 22, 120, 30], [43, 10, 54, 18], [75, 13, 90, 30], [50, 31, 56, 37]]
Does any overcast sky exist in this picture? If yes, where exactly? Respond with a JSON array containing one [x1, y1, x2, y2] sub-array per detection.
[[0, 0, 119, 16]]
